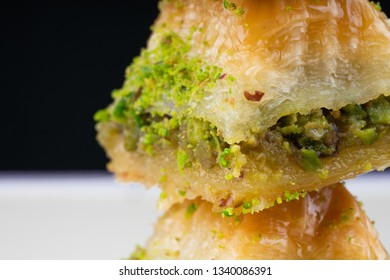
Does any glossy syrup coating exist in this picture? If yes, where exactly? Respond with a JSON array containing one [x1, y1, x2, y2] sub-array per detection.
[[139, 183, 388, 260]]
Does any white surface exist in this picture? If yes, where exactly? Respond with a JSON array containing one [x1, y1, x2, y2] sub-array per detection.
[[0, 172, 160, 260], [0, 172, 388, 259]]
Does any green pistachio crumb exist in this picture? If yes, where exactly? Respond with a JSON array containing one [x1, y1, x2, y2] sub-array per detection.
[[93, 109, 110, 122], [243, 201, 252, 209], [160, 191, 167, 199], [366, 95, 390, 125], [218, 148, 232, 168], [178, 190, 187, 196], [112, 99, 128, 121], [130, 245, 147, 260], [222, 207, 234, 217], [300, 148, 322, 171], [236, 7, 245, 17], [371, 1, 382, 11], [284, 190, 306, 202], [223, 0, 245, 17], [342, 104, 367, 123], [280, 124, 303, 135], [185, 203, 198, 218], [227, 75, 236, 82], [341, 207, 355, 224], [177, 150, 191, 172], [354, 127, 378, 145]]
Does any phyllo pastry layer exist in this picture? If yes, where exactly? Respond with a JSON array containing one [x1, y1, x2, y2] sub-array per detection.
[[132, 183, 388, 260], [96, 0, 390, 213]]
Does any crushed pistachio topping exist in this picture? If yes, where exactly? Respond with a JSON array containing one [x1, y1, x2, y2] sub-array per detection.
[[95, 30, 223, 154], [242, 201, 252, 209], [283, 190, 307, 202], [160, 191, 167, 200], [130, 245, 147, 260], [370, 1, 382, 11], [185, 203, 198, 218], [222, 207, 234, 217], [242, 199, 260, 214], [300, 148, 322, 171], [94, 109, 110, 122], [218, 148, 232, 168], [223, 0, 245, 17], [177, 149, 191, 173], [178, 190, 187, 196], [341, 207, 355, 224]]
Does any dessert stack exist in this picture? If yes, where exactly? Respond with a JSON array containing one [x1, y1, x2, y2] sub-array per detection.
[[95, 0, 389, 259]]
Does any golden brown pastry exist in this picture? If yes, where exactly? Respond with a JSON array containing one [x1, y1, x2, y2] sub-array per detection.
[[134, 183, 388, 260], [95, 0, 390, 213]]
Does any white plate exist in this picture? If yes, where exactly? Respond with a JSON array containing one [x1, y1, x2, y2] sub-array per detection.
[[0, 172, 388, 259]]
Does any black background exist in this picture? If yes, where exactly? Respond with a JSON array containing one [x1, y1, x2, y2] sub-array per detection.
[[1, 1, 389, 170]]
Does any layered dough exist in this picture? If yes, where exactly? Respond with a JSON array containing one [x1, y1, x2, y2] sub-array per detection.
[[134, 183, 388, 260], [98, 121, 390, 213], [96, 0, 390, 213], [148, 0, 390, 143]]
